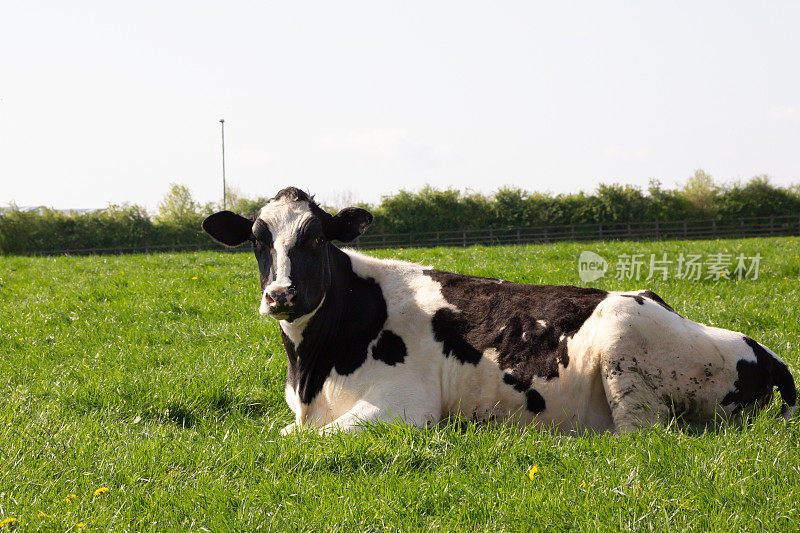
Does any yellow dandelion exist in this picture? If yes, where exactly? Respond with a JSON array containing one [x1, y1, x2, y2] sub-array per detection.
[[527, 465, 539, 480], [66, 493, 77, 502], [93, 487, 109, 496], [37, 512, 50, 519], [0, 517, 17, 527], [77, 522, 86, 529], [191, 276, 198, 280]]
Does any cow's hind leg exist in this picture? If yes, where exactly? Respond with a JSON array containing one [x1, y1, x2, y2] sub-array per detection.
[[601, 356, 670, 432]]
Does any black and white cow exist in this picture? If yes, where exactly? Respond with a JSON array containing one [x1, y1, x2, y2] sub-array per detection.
[[202, 187, 797, 434]]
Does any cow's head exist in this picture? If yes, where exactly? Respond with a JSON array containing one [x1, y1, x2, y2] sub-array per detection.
[[202, 187, 372, 321]]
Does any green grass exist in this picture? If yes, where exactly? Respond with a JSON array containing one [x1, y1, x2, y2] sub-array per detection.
[[1, 237, 799, 531]]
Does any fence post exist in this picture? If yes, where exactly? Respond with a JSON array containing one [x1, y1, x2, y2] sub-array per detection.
[[598, 224, 603, 239], [462, 230, 466, 247], [571, 225, 575, 240], [543, 227, 548, 243], [683, 221, 687, 238], [627, 223, 631, 238], [655, 220, 659, 240], [489, 227, 494, 245], [770, 216, 774, 236], [712, 219, 716, 238], [516, 227, 521, 244]]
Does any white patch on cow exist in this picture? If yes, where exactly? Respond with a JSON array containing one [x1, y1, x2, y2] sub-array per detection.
[[483, 347, 500, 364], [258, 196, 313, 293], [536, 319, 548, 328], [521, 332, 529, 341]]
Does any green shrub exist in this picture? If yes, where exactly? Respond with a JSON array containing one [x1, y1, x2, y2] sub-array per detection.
[[1, 173, 798, 254]]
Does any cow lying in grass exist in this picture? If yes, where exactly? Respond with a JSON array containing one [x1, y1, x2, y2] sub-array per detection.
[[202, 187, 796, 434]]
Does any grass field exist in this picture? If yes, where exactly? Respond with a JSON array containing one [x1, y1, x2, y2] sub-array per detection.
[[1, 237, 799, 531]]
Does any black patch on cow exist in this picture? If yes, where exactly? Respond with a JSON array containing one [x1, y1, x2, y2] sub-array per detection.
[[284, 218, 330, 318], [281, 247, 388, 404], [622, 294, 645, 305], [639, 290, 678, 314], [525, 389, 546, 413], [281, 329, 298, 387], [622, 291, 679, 315], [251, 218, 275, 292], [372, 330, 407, 366], [432, 308, 483, 365], [424, 270, 607, 389], [721, 336, 797, 414], [502, 372, 529, 392]]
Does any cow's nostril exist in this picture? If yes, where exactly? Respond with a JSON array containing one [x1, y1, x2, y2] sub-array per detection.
[[267, 288, 294, 308]]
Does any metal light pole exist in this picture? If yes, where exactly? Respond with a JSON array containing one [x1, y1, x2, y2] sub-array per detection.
[[219, 119, 227, 210]]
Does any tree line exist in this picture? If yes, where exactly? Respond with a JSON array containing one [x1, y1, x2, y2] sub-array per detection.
[[2, 171, 799, 254]]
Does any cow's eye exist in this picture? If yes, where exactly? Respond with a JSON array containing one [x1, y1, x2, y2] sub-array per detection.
[[301, 234, 323, 247]]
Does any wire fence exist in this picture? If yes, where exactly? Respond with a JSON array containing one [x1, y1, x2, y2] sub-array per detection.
[[13, 214, 800, 257]]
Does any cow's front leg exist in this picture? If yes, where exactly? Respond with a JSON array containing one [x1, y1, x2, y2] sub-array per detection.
[[321, 397, 439, 434]]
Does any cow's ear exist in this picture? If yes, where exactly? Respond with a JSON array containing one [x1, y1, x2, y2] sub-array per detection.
[[202, 211, 253, 247], [325, 207, 373, 243]]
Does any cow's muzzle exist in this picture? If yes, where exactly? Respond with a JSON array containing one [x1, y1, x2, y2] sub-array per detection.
[[262, 286, 297, 318]]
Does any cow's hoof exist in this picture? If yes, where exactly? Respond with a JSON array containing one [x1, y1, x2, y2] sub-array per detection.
[[280, 423, 299, 436]]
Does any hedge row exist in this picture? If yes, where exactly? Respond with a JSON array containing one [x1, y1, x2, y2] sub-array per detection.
[[2, 173, 799, 254]]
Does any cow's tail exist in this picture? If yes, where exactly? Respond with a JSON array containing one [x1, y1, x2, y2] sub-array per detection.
[[773, 356, 797, 420], [741, 337, 797, 419]]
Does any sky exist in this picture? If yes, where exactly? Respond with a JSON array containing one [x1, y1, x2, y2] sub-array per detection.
[[1, 1, 799, 211]]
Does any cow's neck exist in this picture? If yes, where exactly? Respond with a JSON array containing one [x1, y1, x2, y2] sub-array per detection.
[[279, 245, 387, 405]]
